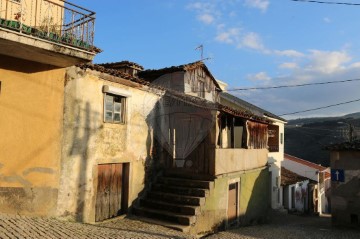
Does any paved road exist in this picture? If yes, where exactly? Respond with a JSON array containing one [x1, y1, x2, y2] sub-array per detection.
[[205, 211, 360, 239], [0, 214, 194, 239], [1, 211, 359, 238]]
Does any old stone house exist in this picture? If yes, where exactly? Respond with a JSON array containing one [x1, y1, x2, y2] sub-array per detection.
[[0, 0, 98, 216], [218, 90, 286, 210], [0, 1, 286, 235], [326, 140, 360, 228]]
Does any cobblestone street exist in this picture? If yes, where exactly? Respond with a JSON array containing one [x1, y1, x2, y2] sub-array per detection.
[[1, 211, 360, 238], [205, 211, 360, 239], [0, 214, 195, 239]]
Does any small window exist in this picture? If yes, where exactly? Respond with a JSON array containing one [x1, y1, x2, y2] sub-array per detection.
[[104, 93, 126, 124], [198, 81, 205, 98]]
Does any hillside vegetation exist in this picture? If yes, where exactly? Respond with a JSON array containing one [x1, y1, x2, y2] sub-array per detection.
[[285, 112, 360, 167]]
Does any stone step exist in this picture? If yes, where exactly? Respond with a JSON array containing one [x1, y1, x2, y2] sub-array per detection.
[[147, 191, 205, 206], [152, 183, 209, 197], [163, 170, 215, 181], [157, 176, 213, 190], [133, 206, 196, 226], [140, 198, 200, 216], [131, 216, 191, 233]]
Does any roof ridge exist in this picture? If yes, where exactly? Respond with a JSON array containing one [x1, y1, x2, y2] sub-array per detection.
[[284, 153, 326, 170]]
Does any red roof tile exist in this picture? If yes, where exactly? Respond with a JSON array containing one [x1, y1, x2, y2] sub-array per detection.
[[284, 154, 327, 171]]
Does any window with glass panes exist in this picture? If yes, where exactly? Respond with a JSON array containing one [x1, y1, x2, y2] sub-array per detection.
[[104, 94, 125, 123]]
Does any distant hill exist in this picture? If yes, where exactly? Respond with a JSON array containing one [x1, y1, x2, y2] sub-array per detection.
[[285, 112, 360, 167]]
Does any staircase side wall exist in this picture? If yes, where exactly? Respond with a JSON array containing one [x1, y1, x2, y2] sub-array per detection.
[[191, 167, 270, 235]]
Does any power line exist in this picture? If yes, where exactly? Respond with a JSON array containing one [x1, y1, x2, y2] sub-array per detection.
[[225, 78, 360, 91], [279, 98, 360, 116], [291, 0, 360, 6]]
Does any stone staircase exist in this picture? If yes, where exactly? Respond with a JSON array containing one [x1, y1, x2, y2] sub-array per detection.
[[133, 174, 214, 232]]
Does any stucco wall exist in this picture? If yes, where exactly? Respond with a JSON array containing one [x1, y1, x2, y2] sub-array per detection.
[[0, 55, 65, 216], [191, 167, 270, 234], [214, 148, 268, 175], [268, 120, 285, 209], [282, 158, 319, 182], [330, 151, 360, 227], [58, 67, 160, 223]]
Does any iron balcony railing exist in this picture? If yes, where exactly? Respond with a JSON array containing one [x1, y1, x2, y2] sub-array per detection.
[[0, 0, 96, 51]]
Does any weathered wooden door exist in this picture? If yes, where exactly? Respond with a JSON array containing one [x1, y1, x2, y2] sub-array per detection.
[[96, 163, 127, 222], [228, 183, 238, 225]]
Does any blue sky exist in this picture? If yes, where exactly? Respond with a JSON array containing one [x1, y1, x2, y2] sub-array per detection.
[[73, 0, 360, 119]]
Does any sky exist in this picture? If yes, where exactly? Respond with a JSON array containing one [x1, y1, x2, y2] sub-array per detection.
[[72, 0, 360, 120]]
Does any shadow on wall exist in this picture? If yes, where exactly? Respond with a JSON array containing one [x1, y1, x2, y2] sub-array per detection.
[[241, 166, 272, 226], [65, 100, 102, 221]]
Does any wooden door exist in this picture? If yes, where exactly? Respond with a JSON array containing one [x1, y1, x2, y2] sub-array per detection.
[[228, 183, 238, 225], [96, 163, 127, 222]]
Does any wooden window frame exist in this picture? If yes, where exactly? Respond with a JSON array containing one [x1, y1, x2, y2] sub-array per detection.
[[104, 93, 126, 124], [198, 80, 205, 98]]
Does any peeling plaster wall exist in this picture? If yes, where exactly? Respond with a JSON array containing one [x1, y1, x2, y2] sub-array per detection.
[[330, 151, 360, 227], [58, 67, 159, 223], [0, 55, 65, 216]]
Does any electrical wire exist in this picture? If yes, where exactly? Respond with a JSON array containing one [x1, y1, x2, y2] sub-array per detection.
[[225, 78, 360, 92], [291, 0, 360, 6], [279, 98, 360, 116]]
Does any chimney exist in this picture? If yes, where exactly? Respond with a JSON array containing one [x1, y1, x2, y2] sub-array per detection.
[[99, 61, 144, 77]]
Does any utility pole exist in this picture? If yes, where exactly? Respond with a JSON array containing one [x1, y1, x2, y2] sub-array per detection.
[[339, 121, 355, 142]]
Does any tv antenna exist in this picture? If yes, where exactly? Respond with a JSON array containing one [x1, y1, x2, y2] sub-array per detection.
[[195, 44, 211, 61]]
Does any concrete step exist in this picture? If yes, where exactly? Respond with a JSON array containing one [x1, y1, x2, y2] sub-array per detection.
[[133, 206, 196, 226], [152, 183, 209, 197], [157, 176, 213, 190], [140, 198, 200, 216], [147, 191, 205, 206]]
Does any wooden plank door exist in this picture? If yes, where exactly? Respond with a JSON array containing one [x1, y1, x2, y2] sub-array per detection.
[[96, 163, 124, 222], [109, 164, 122, 218], [228, 183, 238, 225]]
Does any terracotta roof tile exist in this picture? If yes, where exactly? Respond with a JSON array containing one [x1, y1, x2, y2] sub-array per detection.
[[281, 167, 309, 186], [77, 63, 270, 123], [284, 154, 327, 171]]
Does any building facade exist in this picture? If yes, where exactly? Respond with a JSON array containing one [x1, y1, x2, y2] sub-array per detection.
[[326, 140, 360, 228], [282, 154, 330, 214], [0, 0, 98, 216]]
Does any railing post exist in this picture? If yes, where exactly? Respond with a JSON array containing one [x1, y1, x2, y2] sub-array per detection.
[[19, 0, 23, 33]]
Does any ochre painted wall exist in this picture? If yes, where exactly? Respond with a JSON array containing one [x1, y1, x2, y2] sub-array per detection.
[[0, 55, 65, 216]]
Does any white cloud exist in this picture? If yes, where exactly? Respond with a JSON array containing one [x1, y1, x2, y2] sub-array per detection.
[[274, 50, 305, 58], [239, 32, 266, 51], [198, 13, 215, 24], [279, 62, 298, 69], [235, 49, 360, 119], [244, 0, 270, 12], [215, 27, 241, 44], [247, 72, 271, 81], [186, 1, 219, 25], [305, 50, 351, 74]]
